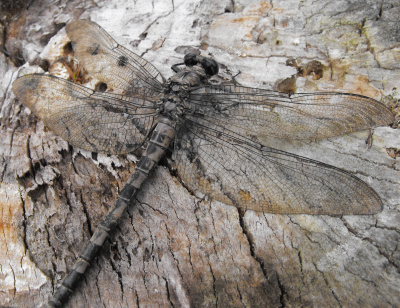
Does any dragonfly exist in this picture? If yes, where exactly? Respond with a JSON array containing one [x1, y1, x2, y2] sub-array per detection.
[[12, 19, 394, 307]]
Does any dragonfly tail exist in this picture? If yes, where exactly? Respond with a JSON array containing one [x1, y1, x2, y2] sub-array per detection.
[[47, 118, 176, 308]]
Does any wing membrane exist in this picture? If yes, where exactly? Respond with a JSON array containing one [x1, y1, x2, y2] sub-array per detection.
[[12, 74, 158, 154], [66, 20, 164, 98], [188, 85, 394, 142], [173, 117, 382, 215]]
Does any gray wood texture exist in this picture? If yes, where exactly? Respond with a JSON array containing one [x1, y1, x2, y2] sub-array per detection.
[[0, 0, 399, 307]]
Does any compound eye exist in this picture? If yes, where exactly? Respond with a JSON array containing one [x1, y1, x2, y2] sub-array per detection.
[[199, 58, 219, 76], [184, 53, 198, 66]]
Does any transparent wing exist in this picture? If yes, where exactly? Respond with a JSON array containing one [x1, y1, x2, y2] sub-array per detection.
[[12, 74, 158, 154], [66, 20, 165, 98], [173, 117, 382, 215], [187, 85, 394, 142]]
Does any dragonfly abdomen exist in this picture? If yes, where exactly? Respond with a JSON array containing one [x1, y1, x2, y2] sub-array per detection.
[[48, 117, 176, 308]]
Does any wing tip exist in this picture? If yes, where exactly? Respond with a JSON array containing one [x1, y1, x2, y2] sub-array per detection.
[[383, 108, 396, 127], [12, 74, 43, 104]]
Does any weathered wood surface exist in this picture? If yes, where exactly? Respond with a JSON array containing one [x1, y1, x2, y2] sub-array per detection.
[[0, 0, 399, 307]]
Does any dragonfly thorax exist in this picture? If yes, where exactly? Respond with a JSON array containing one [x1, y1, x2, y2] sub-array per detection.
[[158, 90, 188, 120], [159, 54, 220, 120]]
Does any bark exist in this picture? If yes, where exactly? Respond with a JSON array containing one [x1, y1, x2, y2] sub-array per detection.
[[0, 0, 399, 307]]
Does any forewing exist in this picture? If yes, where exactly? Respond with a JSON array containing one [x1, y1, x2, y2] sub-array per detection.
[[66, 20, 164, 98], [188, 85, 394, 141], [173, 117, 382, 215], [12, 74, 158, 154]]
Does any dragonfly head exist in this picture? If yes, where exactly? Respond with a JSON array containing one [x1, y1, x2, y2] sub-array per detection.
[[184, 53, 219, 76]]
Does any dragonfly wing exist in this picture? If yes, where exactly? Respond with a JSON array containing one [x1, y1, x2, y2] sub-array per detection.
[[173, 116, 382, 215], [188, 85, 394, 142], [66, 20, 164, 98], [12, 74, 158, 154]]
